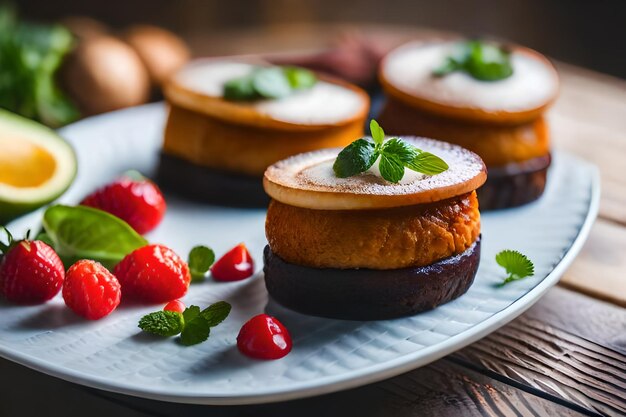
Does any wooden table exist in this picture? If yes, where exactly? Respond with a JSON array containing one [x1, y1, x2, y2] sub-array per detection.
[[2, 26, 625, 417]]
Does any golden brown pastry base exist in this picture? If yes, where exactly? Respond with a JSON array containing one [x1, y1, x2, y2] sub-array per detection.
[[377, 97, 549, 167], [264, 238, 481, 320], [163, 104, 365, 177], [265, 192, 480, 270]]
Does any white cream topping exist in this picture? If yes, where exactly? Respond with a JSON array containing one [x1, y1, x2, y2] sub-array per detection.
[[173, 59, 366, 125], [382, 41, 558, 112], [266, 137, 485, 196]]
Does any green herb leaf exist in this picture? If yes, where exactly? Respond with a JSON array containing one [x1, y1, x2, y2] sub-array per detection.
[[496, 250, 535, 285], [378, 153, 405, 183], [381, 138, 419, 164], [283, 66, 317, 90], [370, 119, 385, 146], [42, 205, 148, 270], [182, 305, 201, 323], [180, 316, 211, 346], [138, 311, 184, 337], [332, 138, 377, 178], [223, 76, 257, 101], [200, 301, 232, 327], [406, 151, 450, 175], [188, 246, 215, 282], [432, 40, 513, 82], [252, 67, 292, 99]]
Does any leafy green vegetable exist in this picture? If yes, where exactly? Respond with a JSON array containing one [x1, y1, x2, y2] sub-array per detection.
[[0, 6, 79, 127], [333, 119, 449, 183], [138, 311, 185, 337], [138, 302, 232, 347], [433, 40, 513, 82], [222, 65, 317, 101], [495, 250, 535, 285], [188, 245, 215, 282], [42, 205, 148, 270]]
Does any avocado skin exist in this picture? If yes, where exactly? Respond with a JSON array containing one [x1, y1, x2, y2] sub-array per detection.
[[263, 238, 481, 320]]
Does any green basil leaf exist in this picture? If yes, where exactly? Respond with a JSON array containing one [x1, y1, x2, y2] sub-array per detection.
[[406, 152, 449, 175], [432, 57, 461, 77], [283, 66, 317, 90], [180, 316, 211, 346], [42, 205, 148, 270], [188, 245, 215, 282], [200, 301, 231, 327], [138, 311, 184, 337], [252, 67, 292, 99], [223, 76, 257, 101], [333, 139, 377, 178], [378, 153, 405, 183], [369, 119, 385, 146], [381, 138, 419, 164]]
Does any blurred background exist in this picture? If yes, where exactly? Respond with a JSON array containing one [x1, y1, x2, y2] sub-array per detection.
[[18, 0, 626, 77], [4, 0, 625, 128]]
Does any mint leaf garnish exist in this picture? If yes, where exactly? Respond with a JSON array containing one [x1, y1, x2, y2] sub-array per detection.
[[369, 119, 385, 146], [223, 65, 317, 101], [138, 302, 231, 346], [496, 250, 535, 285], [333, 120, 449, 183], [433, 40, 513, 81], [333, 139, 377, 178], [378, 153, 405, 183], [188, 246, 215, 282], [180, 315, 211, 346], [200, 301, 232, 327], [406, 152, 449, 175], [138, 311, 184, 337]]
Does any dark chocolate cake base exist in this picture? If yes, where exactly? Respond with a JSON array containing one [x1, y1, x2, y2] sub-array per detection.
[[156, 153, 269, 207], [263, 238, 481, 320], [478, 154, 551, 211]]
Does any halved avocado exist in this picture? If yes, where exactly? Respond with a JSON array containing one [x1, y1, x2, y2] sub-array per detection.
[[0, 109, 77, 224]]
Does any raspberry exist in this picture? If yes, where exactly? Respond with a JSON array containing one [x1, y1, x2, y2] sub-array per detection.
[[63, 260, 121, 320]]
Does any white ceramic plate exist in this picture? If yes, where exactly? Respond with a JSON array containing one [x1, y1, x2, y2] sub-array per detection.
[[2, 103, 599, 405]]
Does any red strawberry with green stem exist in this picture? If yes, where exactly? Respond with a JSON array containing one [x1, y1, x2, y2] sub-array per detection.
[[0, 227, 65, 304], [63, 260, 121, 320], [81, 171, 166, 235]]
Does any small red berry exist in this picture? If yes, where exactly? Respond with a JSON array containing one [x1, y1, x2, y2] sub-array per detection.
[[211, 243, 254, 282], [114, 244, 190, 303], [163, 299, 185, 313], [81, 172, 166, 234], [0, 239, 65, 304], [237, 314, 292, 360], [63, 260, 121, 320]]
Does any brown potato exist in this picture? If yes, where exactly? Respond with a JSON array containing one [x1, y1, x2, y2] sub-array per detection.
[[124, 25, 190, 86], [60, 36, 150, 115]]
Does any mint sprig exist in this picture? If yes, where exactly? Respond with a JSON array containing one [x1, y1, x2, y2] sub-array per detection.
[[138, 301, 231, 346], [495, 250, 534, 285], [188, 245, 215, 282], [433, 40, 513, 81], [223, 66, 317, 101], [333, 119, 449, 183]]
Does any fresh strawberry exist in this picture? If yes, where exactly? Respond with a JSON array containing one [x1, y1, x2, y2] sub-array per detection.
[[114, 244, 190, 303], [81, 171, 166, 234], [211, 243, 254, 282], [63, 260, 121, 320], [237, 314, 292, 360], [163, 299, 185, 313], [0, 229, 65, 304]]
